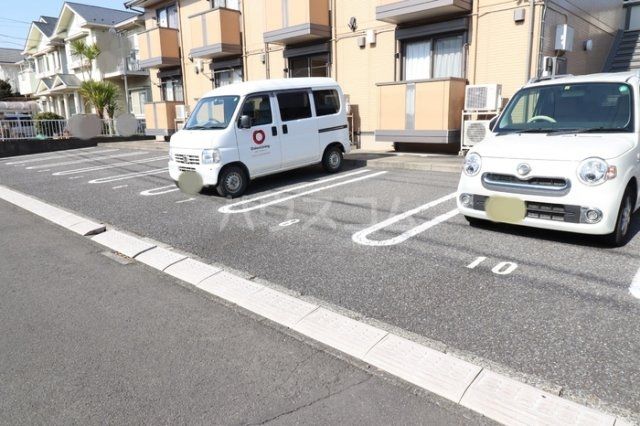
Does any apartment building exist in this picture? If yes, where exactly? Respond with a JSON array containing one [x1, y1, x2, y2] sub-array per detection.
[[125, 0, 624, 148], [19, 3, 151, 120]]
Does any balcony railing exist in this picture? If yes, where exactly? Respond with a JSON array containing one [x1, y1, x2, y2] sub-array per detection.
[[375, 78, 466, 145], [376, 0, 472, 24], [189, 8, 242, 59], [138, 27, 181, 69], [144, 101, 184, 136], [263, 0, 330, 45]]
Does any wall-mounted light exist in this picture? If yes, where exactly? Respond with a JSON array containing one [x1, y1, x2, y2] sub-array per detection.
[[348, 17, 357, 32], [260, 54, 265, 64], [583, 39, 593, 52]]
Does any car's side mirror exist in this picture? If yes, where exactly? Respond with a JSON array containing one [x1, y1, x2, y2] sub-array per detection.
[[239, 115, 251, 129], [489, 116, 499, 131]]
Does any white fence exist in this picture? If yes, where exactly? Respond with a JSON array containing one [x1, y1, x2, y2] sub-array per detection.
[[0, 118, 146, 141]]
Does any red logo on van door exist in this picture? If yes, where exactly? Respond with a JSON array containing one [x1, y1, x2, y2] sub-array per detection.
[[252, 130, 266, 145]]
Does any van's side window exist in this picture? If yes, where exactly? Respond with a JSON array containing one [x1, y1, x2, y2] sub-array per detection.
[[241, 95, 272, 126], [277, 91, 312, 121], [313, 90, 340, 116]]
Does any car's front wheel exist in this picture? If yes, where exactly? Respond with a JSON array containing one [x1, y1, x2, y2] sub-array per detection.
[[216, 165, 248, 198], [604, 187, 634, 247]]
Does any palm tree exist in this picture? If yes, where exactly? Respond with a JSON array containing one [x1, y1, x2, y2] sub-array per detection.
[[79, 80, 118, 120], [69, 39, 101, 81]]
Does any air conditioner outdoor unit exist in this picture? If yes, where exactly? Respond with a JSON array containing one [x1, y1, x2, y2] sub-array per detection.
[[541, 56, 567, 77], [175, 104, 186, 120], [463, 120, 492, 147], [464, 84, 502, 111]]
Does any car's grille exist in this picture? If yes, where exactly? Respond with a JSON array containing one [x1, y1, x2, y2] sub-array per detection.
[[481, 173, 570, 196], [472, 195, 580, 223], [174, 153, 200, 165], [178, 166, 196, 172]]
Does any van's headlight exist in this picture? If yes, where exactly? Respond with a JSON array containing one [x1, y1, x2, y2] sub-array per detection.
[[577, 157, 616, 186], [202, 149, 220, 164], [463, 152, 482, 176]]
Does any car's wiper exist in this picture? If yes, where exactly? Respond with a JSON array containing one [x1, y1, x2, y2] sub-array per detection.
[[515, 128, 556, 134], [184, 125, 207, 130], [546, 127, 622, 136]]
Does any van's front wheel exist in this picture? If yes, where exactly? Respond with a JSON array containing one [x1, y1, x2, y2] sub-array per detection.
[[322, 146, 343, 173], [216, 166, 248, 198]]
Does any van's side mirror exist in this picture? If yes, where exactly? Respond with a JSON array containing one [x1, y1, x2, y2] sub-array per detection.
[[489, 116, 499, 131], [239, 115, 251, 129]]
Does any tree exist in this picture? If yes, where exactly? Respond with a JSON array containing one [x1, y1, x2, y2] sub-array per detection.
[[71, 39, 119, 121], [0, 79, 13, 100]]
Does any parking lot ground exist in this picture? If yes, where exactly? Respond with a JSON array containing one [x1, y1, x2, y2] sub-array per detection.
[[0, 200, 490, 425], [1, 147, 639, 419]]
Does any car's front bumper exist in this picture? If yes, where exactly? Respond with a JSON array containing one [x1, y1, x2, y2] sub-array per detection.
[[168, 161, 222, 187]]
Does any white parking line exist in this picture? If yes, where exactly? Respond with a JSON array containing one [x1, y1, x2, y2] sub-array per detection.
[[52, 155, 167, 176], [279, 219, 300, 227], [25, 151, 148, 170], [4, 148, 118, 165], [630, 268, 640, 299], [219, 169, 387, 214], [112, 185, 128, 189], [352, 193, 458, 246], [176, 197, 196, 204], [88, 168, 168, 184], [68, 176, 84, 180], [140, 184, 180, 196], [37, 169, 51, 173]]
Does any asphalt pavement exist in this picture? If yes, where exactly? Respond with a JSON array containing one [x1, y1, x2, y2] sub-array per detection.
[[0, 199, 490, 424], [0, 146, 638, 421]]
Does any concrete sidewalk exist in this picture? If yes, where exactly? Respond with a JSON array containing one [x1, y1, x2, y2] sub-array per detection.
[[98, 140, 463, 173], [0, 200, 489, 425]]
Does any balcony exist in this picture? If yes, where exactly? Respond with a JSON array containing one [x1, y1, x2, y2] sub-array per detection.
[[144, 101, 184, 136], [138, 27, 181, 69], [375, 78, 466, 145], [104, 54, 149, 79], [18, 70, 37, 95], [376, 0, 471, 24], [189, 8, 242, 59], [263, 0, 330, 45]]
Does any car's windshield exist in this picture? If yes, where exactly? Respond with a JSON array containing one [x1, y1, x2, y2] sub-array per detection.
[[495, 82, 633, 134], [184, 95, 240, 130]]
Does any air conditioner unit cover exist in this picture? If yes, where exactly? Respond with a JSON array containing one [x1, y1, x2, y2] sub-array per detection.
[[465, 84, 501, 111], [175, 105, 186, 119]]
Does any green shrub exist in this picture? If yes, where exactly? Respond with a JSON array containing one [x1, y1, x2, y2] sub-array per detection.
[[34, 112, 65, 136]]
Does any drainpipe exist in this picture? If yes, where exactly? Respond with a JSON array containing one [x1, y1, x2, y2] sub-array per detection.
[[241, 0, 249, 81], [536, 3, 548, 79], [525, 0, 536, 83], [331, 0, 337, 80], [264, 42, 271, 79], [176, 0, 189, 108]]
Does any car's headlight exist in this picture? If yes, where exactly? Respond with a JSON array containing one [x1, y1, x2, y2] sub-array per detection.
[[168, 148, 174, 161], [577, 157, 616, 186], [202, 148, 220, 165], [463, 152, 482, 176]]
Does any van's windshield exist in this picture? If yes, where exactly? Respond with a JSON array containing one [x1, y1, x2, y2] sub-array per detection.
[[495, 82, 633, 135], [184, 95, 240, 130]]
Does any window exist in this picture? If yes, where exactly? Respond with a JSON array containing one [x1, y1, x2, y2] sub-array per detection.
[[313, 90, 340, 116], [240, 95, 272, 126], [156, 4, 178, 29], [212, 0, 239, 9], [185, 96, 240, 130], [496, 83, 633, 133], [161, 77, 183, 102], [402, 34, 463, 80], [214, 67, 243, 88], [129, 88, 150, 117], [277, 92, 312, 121], [289, 54, 329, 78]]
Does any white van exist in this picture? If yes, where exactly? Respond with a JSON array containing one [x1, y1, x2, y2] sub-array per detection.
[[457, 71, 640, 246], [169, 78, 351, 197]]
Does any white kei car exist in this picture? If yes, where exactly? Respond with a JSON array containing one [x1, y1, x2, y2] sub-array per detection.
[[457, 72, 640, 246]]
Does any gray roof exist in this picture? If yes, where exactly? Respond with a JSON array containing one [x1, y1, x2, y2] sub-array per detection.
[[0, 48, 23, 64], [66, 2, 139, 26], [33, 17, 59, 38], [56, 74, 81, 87]]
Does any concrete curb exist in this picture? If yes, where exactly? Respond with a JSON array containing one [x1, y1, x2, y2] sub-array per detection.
[[344, 153, 462, 173], [0, 185, 636, 426]]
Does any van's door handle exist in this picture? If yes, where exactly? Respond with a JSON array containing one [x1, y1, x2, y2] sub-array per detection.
[[282, 124, 288, 134], [271, 126, 277, 136]]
